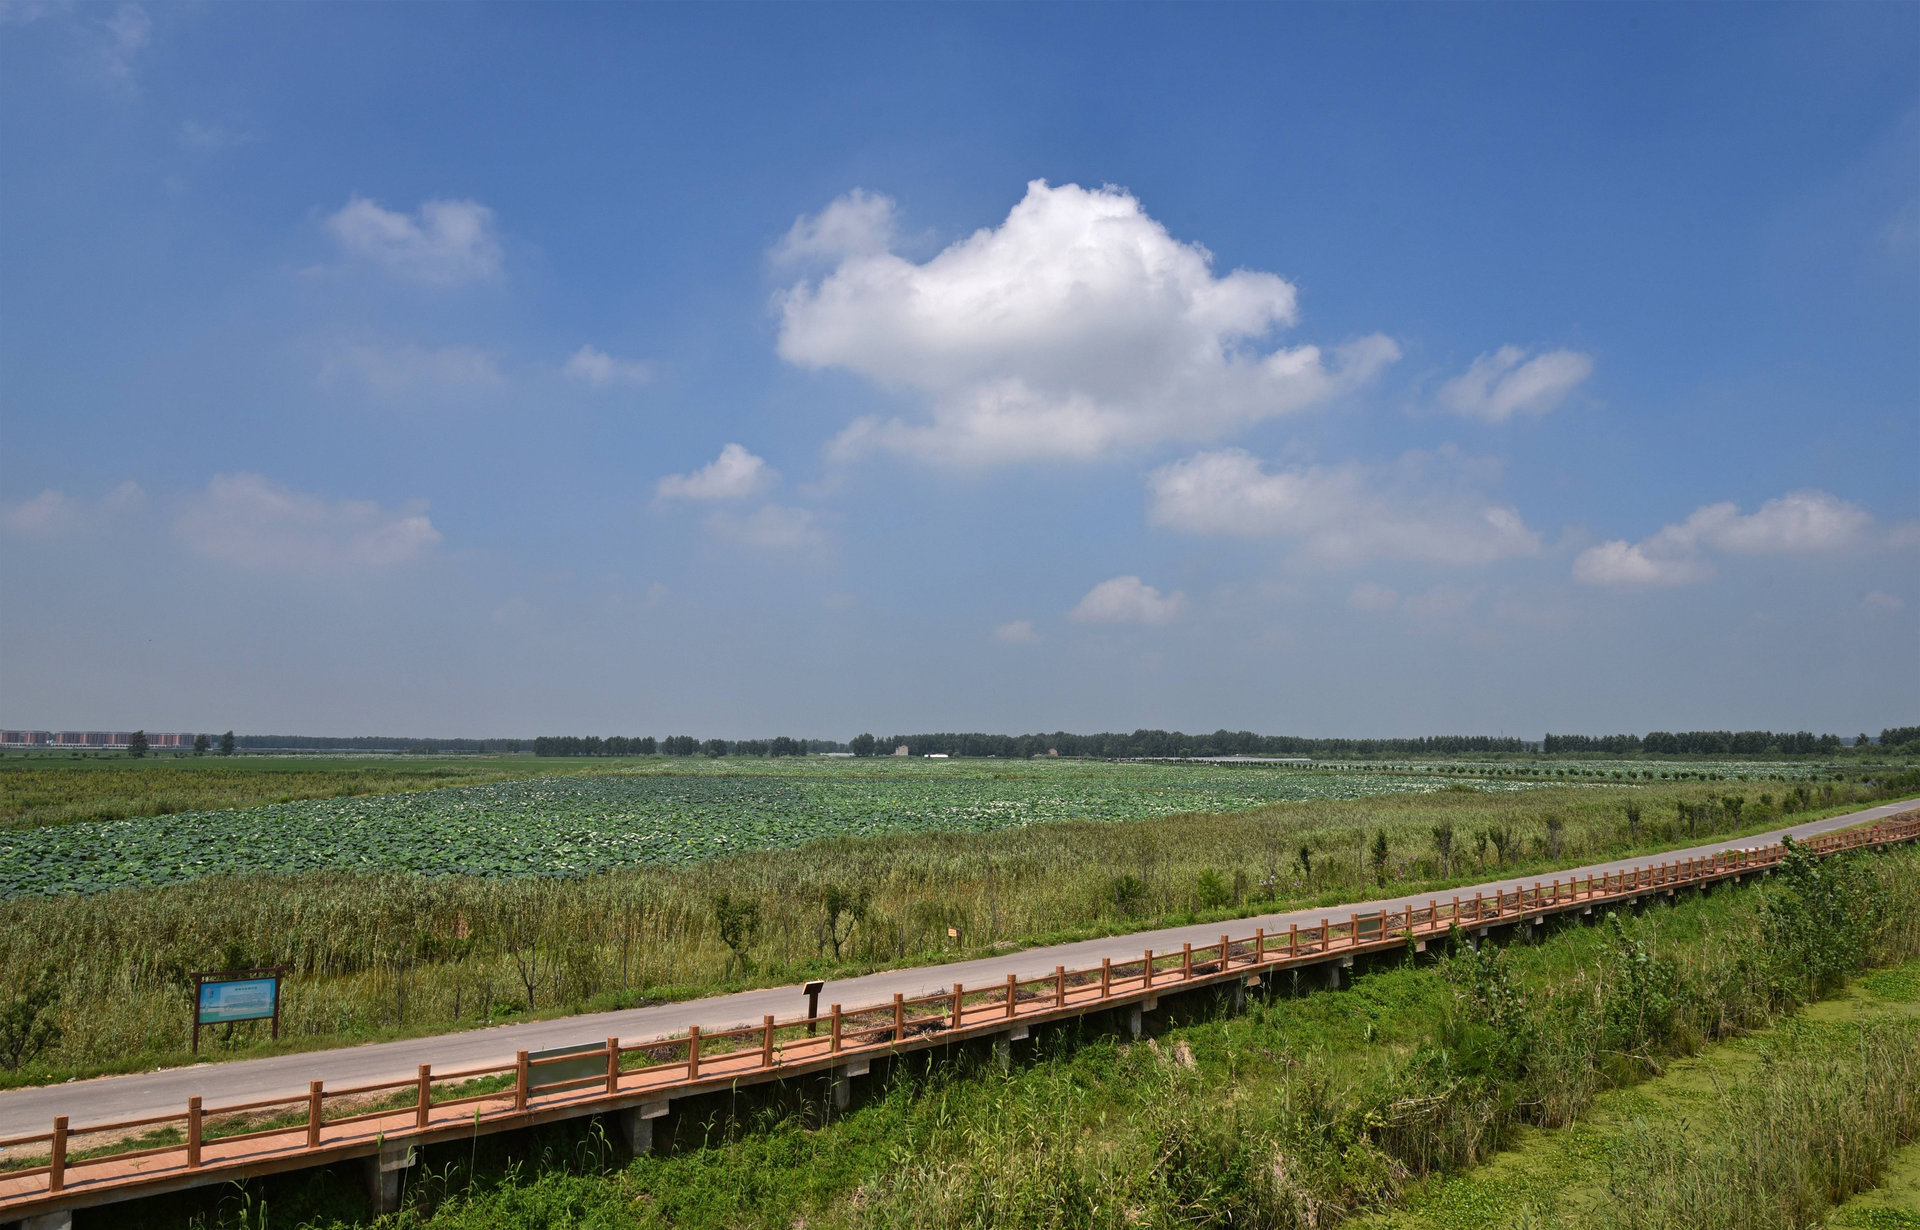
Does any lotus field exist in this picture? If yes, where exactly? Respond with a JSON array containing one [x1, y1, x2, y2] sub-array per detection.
[[0, 756, 1837, 899]]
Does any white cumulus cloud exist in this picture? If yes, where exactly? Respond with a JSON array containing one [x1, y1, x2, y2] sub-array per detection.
[[1147, 448, 1541, 566], [174, 474, 441, 572], [1438, 346, 1594, 422], [1574, 489, 1877, 588], [778, 180, 1399, 466], [656, 444, 777, 502], [324, 196, 503, 287], [1861, 590, 1905, 614], [1069, 575, 1188, 626], [564, 345, 652, 388]]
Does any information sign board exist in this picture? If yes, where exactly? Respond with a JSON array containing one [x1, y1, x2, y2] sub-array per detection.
[[191, 967, 285, 1052]]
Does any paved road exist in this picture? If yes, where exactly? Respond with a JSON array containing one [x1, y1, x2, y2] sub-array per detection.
[[3, 797, 1913, 1139]]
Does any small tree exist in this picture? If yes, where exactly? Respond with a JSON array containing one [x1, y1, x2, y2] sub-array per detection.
[[193, 733, 210, 755], [1624, 801, 1642, 844], [1369, 831, 1390, 886], [849, 733, 877, 758], [711, 891, 761, 979], [1544, 815, 1565, 861], [819, 885, 870, 961], [219, 730, 235, 756], [1295, 844, 1313, 885], [1429, 823, 1455, 874], [126, 730, 148, 758], [1488, 825, 1513, 868], [0, 968, 62, 1072]]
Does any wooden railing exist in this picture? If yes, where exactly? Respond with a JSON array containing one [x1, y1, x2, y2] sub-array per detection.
[[3, 810, 1915, 1216]]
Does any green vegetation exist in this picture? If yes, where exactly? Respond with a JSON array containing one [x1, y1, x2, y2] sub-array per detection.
[[0, 755, 1877, 896], [0, 753, 625, 833], [1, 762, 1908, 1089], [149, 828, 1920, 1229]]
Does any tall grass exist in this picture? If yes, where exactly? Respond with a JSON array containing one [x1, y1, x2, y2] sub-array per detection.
[[2, 775, 1911, 1084], [1599, 1015, 1920, 1230]]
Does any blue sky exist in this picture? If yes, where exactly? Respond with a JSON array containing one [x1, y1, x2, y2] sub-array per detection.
[[2, 3, 1916, 739]]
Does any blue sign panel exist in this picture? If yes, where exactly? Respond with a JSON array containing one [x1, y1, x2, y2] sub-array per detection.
[[198, 976, 278, 1024]]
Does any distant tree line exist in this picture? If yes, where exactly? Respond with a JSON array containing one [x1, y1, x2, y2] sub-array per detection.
[[847, 730, 1533, 759], [533, 735, 844, 758], [1542, 730, 1866, 756], [232, 735, 526, 753]]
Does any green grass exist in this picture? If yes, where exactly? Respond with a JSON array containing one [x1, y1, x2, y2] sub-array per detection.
[[138, 833, 1920, 1229]]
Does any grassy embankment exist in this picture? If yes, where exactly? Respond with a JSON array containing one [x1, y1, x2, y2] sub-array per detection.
[[140, 828, 1920, 1229], [0, 763, 1909, 1088]]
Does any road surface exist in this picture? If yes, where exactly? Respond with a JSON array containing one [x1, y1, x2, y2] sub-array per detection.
[[2, 796, 1913, 1139]]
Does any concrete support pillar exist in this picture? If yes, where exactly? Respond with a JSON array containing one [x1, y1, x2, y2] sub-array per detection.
[[1324, 961, 1341, 991], [1127, 1004, 1143, 1040], [1230, 978, 1247, 1013], [831, 1058, 870, 1108], [620, 1099, 670, 1155], [20, 1211, 73, 1230], [365, 1140, 416, 1214]]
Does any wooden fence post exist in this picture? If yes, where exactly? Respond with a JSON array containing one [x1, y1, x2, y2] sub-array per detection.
[[1054, 966, 1066, 1008], [187, 1096, 202, 1168], [951, 983, 964, 1028], [830, 1004, 843, 1052], [1005, 973, 1017, 1017], [1182, 943, 1192, 980], [49, 1116, 66, 1193], [1255, 928, 1265, 962], [416, 1064, 431, 1130], [893, 993, 905, 1043], [307, 1080, 323, 1148], [1100, 959, 1111, 998], [609, 1036, 623, 1093], [1289, 923, 1298, 957], [1144, 950, 1154, 988], [761, 1018, 775, 1069], [1220, 935, 1231, 969], [688, 1025, 702, 1079], [514, 1050, 529, 1111]]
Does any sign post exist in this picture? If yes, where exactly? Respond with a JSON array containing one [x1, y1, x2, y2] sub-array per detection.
[[192, 968, 286, 1054]]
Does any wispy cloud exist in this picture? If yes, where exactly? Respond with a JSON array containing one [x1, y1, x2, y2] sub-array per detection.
[[324, 196, 502, 287], [2, 481, 145, 538], [1438, 345, 1593, 422], [174, 474, 441, 573], [1148, 447, 1541, 567], [1069, 575, 1188, 626], [656, 444, 777, 502], [564, 345, 652, 388], [994, 619, 1041, 644], [326, 343, 503, 399], [1575, 489, 1877, 588]]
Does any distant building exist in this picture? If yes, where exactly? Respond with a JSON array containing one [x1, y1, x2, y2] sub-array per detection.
[[3, 730, 200, 749], [893, 744, 910, 756], [1046, 748, 1059, 757], [818, 751, 854, 758]]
